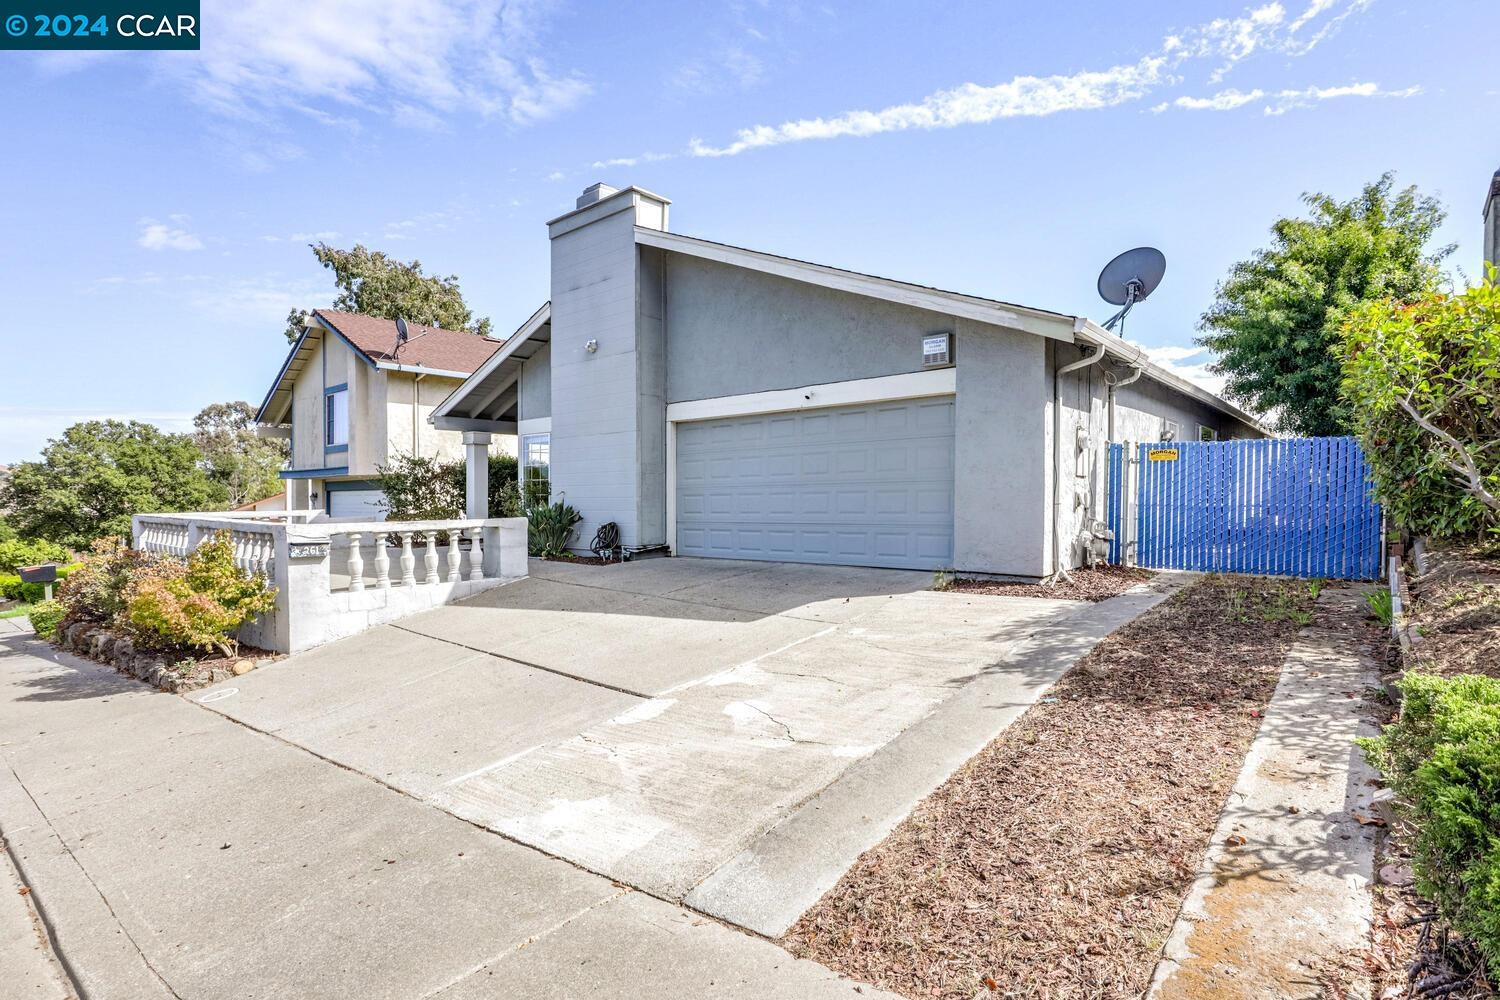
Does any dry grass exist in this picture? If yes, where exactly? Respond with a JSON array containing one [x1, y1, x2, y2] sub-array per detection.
[[944, 566, 1155, 603], [784, 575, 1319, 1000], [1406, 545, 1500, 680]]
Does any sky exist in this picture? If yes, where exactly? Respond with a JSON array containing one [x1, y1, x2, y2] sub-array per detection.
[[0, 0, 1494, 463]]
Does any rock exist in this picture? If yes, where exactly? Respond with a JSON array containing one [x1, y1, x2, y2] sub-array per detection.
[[148, 665, 168, 687], [1379, 863, 1414, 888], [91, 633, 112, 659], [159, 673, 179, 693], [232, 659, 254, 676], [209, 667, 230, 684], [112, 638, 134, 668], [1372, 787, 1399, 828]]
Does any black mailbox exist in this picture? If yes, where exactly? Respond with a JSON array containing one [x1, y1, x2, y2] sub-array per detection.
[[18, 564, 58, 585]]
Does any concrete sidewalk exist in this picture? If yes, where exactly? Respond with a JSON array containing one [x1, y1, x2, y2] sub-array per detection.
[[0, 628, 893, 1000], [1149, 586, 1382, 1000]]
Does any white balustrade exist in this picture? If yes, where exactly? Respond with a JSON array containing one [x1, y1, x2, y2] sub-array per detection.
[[131, 511, 527, 654]]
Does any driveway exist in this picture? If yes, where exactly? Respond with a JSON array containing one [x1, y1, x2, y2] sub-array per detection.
[[1, 559, 1177, 997], [199, 558, 1099, 926]]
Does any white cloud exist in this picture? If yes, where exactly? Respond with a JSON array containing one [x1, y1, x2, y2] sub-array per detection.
[[1163, 80, 1421, 115], [687, 0, 1376, 158], [137, 217, 204, 251], [0, 406, 197, 464], [150, 0, 590, 128], [590, 151, 674, 170], [1127, 342, 1228, 396]]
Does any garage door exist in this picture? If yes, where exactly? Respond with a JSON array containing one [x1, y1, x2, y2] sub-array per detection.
[[674, 397, 955, 569], [328, 489, 387, 520]]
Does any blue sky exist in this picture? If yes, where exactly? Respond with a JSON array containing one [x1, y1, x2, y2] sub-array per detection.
[[0, 0, 1493, 462]]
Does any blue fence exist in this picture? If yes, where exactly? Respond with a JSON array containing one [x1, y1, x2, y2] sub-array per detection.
[[1111, 436, 1382, 580]]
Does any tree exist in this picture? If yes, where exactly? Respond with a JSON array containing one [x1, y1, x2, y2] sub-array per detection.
[[0, 421, 226, 549], [1341, 275, 1500, 538], [193, 402, 287, 509], [284, 243, 492, 342], [1199, 173, 1453, 436]]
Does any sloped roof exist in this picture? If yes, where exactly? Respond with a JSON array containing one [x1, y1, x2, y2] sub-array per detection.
[[256, 311, 504, 425], [313, 310, 502, 374]]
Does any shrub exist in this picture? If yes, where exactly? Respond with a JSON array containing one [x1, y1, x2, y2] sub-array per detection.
[[0, 563, 80, 604], [1360, 673, 1500, 966], [375, 454, 463, 521], [57, 537, 154, 624], [121, 532, 277, 657], [1341, 276, 1500, 539], [27, 600, 66, 639], [528, 500, 582, 558], [0, 537, 71, 574]]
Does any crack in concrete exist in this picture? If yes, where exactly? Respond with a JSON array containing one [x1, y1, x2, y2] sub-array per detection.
[[738, 702, 830, 747], [6, 761, 183, 1000]]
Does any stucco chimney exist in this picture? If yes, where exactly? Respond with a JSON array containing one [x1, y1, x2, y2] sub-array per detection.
[[1485, 168, 1500, 272], [576, 182, 619, 209]]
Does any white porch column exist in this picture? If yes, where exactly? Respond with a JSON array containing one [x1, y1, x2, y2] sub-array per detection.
[[463, 431, 492, 519]]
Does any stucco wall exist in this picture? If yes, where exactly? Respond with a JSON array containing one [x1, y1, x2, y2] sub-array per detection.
[[664, 254, 948, 403], [952, 319, 1049, 579], [517, 339, 552, 421], [384, 373, 471, 465], [290, 336, 325, 470], [1113, 374, 1252, 444], [636, 248, 668, 545], [549, 205, 646, 549]]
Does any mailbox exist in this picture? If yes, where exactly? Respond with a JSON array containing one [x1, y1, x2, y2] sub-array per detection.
[[18, 564, 58, 585]]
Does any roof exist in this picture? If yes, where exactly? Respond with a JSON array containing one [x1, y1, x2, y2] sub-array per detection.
[[430, 302, 551, 430], [314, 310, 503, 374], [255, 311, 504, 424]]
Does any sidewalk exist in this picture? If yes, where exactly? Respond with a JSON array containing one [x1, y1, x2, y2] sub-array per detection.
[[1149, 585, 1382, 999], [0, 627, 892, 1000]]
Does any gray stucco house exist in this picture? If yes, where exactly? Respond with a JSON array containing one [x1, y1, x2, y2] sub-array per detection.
[[434, 183, 1263, 581]]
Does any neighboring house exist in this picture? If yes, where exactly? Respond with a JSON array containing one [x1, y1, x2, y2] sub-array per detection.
[[255, 310, 506, 517], [1485, 166, 1500, 270], [434, 183, 1265, 580], [233, 491, 286, 513]]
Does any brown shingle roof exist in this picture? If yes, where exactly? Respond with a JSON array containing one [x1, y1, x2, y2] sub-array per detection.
[[315, 310, 502, 374]]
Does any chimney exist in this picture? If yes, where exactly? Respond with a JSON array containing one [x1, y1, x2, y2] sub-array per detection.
[[1486, 168, 1500, 272], [576, 182, 619, 209]]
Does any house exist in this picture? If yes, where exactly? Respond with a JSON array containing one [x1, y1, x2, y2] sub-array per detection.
[[1485, 166, 1500, 270], [255, 309, 507, 517], [434, 183, 1264, 581], [233, 491, 286, 513]]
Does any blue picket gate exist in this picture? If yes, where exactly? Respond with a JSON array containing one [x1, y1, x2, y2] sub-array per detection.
[[1106, 436, 1382, 579]]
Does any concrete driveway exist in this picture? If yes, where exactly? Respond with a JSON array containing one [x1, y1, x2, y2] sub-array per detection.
[[200, 557, 1105, 933]]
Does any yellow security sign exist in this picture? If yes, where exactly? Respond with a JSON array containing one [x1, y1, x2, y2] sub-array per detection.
[[1147, 448, 1179, 462]]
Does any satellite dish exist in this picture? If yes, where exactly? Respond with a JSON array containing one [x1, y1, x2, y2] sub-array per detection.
[[395, 317, 410, 344], [1096, 247, 1166, 333]]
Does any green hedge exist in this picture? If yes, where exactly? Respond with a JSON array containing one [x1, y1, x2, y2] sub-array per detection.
[[1361, 673, 1500, 966], [0, 537, 71, 574]]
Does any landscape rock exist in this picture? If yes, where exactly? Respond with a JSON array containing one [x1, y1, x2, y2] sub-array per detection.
[[209, 667, 230, 684], [1378, 863, 1414, 888], [232, 659, 255, 676]]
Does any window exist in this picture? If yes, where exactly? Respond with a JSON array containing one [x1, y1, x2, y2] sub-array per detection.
[[521, 433, 550, 506], [1198, 425, 1219, 442], [325, 388, 348, 449], [1162, 420, 1180, 442]]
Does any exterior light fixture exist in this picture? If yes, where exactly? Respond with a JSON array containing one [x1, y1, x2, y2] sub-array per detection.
[[585, 339, 598, 354]]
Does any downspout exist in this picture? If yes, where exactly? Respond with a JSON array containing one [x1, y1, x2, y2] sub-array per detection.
[[1104, 364, 1144, 441], [411, 373, 425, 459], [1051, 340, 1107, 580]]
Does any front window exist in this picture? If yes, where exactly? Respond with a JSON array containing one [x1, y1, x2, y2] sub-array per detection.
[[1198, 425, 1219, 442], [521, 433, 550, 506], [325, 388, 348, 448]]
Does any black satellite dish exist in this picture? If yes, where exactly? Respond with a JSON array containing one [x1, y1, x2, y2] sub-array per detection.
[[395, 317, 410, 355], [1096, 247, 1166, 333]]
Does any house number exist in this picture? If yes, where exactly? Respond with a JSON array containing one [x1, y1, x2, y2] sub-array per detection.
[[288, 542, 330, 559]]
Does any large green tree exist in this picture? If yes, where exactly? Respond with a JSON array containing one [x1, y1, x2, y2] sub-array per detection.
[[1199, 173, 1453, 436], [284, 243, 492, 342], [0, 421, 226, 549], [193, 401, 287, 509]]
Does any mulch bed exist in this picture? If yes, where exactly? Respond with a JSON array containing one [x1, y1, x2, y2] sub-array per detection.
[[945, 566, 1155, 603], [1406, 543, 1500, 680], [784, 575, 1319, 1000], [541, 555, 620, 566]]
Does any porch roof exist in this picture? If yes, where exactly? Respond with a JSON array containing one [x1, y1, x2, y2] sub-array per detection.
[[430, 301, 550, 433]]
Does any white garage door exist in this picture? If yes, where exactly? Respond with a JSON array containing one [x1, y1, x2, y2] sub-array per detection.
[[674, 397, 955, 570], [328, 489, 387, 520]]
